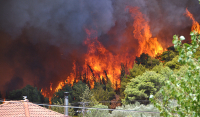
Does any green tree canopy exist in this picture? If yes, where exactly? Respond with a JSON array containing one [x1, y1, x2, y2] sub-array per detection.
[[123, 71, 165, 104], [72, 81, 87, 102], [152, 63, 172, 78], [160, 50, 177, 62], [135, 53, 151, 66], [120, 63, 147, 98], [164, 56, 181, 70], [51, 84, 73, 104], [135, 53, 160, 69], [80, 85, 99, 107], [92, 81, 116, 106], [7, 85, 47, 103]]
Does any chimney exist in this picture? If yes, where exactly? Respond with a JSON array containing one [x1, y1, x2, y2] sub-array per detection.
[[23, 96, 30, 117], [64, 92, 69, 117], [23, 96, 28, 102]]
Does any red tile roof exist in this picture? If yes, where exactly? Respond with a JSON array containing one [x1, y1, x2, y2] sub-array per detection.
[[0, 100, 66, 117]]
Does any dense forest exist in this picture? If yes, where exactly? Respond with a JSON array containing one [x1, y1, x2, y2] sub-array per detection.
[[3, 31, 200, 116], [3, 45, 177, 103]]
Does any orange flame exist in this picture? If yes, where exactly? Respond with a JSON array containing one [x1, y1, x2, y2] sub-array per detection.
[[41, 83, 54, 104], [128, 7, 164, 57], [50, 83, 52, 91], [185, 8, 200, 34], [53, 6, 165, 93]]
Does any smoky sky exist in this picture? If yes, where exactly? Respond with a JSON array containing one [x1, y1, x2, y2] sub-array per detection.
[[0, 0, 200, 94], [0, 0, 114, 45]]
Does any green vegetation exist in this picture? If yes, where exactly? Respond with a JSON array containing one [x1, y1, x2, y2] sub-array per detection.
[[51, 83, 74, 104], [109, 102, 160, 117], [84, 104, 109, 117], [6, 85, 48, 103], [80, 85, 99, 107], [50, 98, 75, 116], [123, 71, 165, 104], [135, 53, 160, 69], [72, 81, 87, 103], [165, 56, 181, 70], [5, 29, 200, 116], [92, 79, 116, 105], [156, 46, 178, 63], [151, 32, 200, 116], [120, 63, 147, 98]]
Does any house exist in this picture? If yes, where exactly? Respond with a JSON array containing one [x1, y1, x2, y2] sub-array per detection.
[[0, 99, 67, 117]]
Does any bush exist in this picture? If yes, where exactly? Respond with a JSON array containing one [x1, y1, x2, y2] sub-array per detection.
[[123, 71, 165, 104], [109, 102, 160, 117], [84, 104, 109, 117]]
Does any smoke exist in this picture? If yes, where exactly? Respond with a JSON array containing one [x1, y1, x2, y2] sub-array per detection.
[[0, 0, 114, 45], [0, 0, 200, 94], [110, 0, 200, 46]]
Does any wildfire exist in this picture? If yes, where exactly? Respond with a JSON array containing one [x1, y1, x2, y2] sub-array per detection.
[[41, 83, 54, 104], [35, 6, 168, 102], [128, 7, 164, 57], [50, 83, 52, 91], [43, 8, 199, 103], [185, 8, 200, 34], [52, 6, 165, 93]]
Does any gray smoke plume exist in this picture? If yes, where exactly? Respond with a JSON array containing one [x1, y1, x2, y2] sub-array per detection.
[[0, 0, 114, 46], [0, 0, 200, 95]]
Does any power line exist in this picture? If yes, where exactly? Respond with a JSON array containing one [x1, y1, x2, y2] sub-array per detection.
[[0, 100, 160, 114]]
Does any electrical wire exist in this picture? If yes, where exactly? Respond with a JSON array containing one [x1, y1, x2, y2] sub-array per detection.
[[0, 99, 160, 114]]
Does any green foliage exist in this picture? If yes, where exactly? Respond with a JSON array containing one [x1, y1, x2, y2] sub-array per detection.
[[80, 85, 99, 107], [109, 102, 160, 117], [194, 46, 200, 59], [135, 53, 160, 69], [51, 84, 73, 104], [160, 50, 177, 62], [156, 46, 178, 63], [84, 104, 109, 117], [50, 98, 75, 116], [165, 56, 181, 70], [72, 81, 87, 102], [7, 85, 47, 103], [151, 32, 200, 116], [8, 89, 22, 100], [92, 82, 115, 101], [128, 63, 147, 79], [152, 63, 172, 78], [79, 85, 99, 117], [51, 98, 64, 114], [92, 80, 116, 106], [123, 71, 165, 104], [120, 63, 147, 98], [146, 57, 160, 69], [135, 53, 151, 66]]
